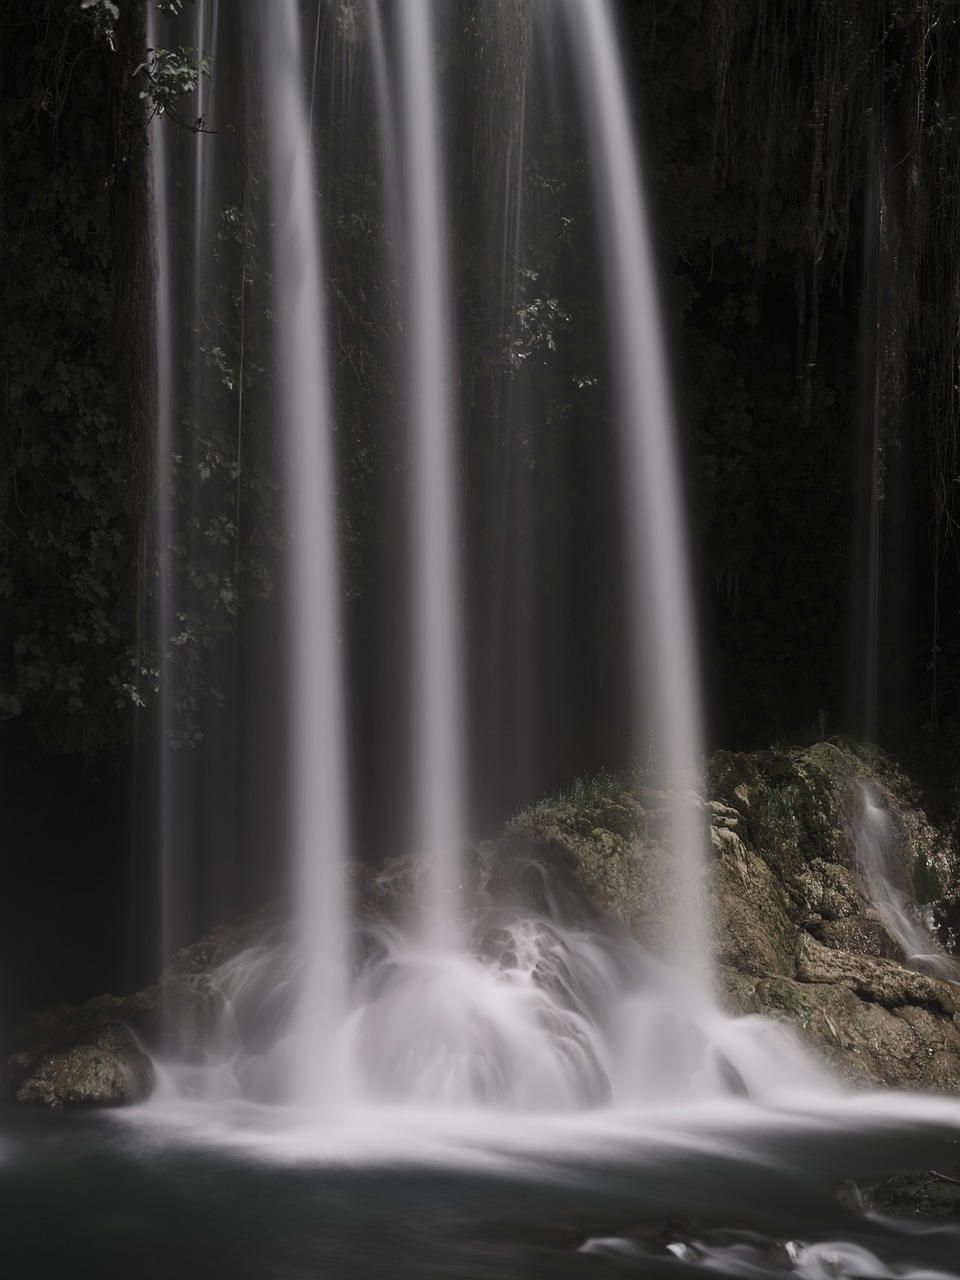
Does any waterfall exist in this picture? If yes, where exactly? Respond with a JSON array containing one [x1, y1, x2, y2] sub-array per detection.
[[852, 781, 956, 981], [561, 0, 710, 999], [146, 5, 177, 984], [256, 0, 351, 1107], [144, 0, 811, 1119], [397, 0, 466, 949]]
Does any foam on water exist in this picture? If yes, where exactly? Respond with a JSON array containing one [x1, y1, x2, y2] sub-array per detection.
[[147, 840, 828, 1122]]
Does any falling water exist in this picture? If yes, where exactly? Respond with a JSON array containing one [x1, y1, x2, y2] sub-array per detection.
[[852, 780, 957, 981], [848, 106, 884, 742], [23, 10, 960, 1276], [398, 1, 466, 948], [256, 0, 350, 1107], [147, 5, 178, 983], [561, 0, 710, 996], [145, 0, 813, 1117]]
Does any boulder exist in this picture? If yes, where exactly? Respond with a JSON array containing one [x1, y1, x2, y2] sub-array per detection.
[[12, 1023, 154, 1108], [507, 740, 960, 1091], [3, 902, 288, 1108], [855, 1167, 960, 1219]]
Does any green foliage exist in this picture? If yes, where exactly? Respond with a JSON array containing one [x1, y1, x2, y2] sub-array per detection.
[[0, 1, 143, 751], [79, 0, 120, 49], [0, 0, 212, 754], [136, 45, 211, 126], [506, 765, 635, 830], [4, 0, 960, 777], [151, 183, 285, 747]]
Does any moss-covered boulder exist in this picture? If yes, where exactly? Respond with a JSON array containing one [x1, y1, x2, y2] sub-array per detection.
[[508, 741, 960, 1091], [2, 901, 289, 1108], [10, 1023, 154, 1108]]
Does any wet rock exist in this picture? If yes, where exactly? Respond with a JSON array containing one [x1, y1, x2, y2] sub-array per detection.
[[795, 860, 862, 922], [2, 901, 290, 1107], [931, 896, 960, 953], [806, 914, 904, 961], [509, 740, 960, 1091], [162, 903, 286, 979], [13, 1023, 154, 1108], [2, 989, 162, 1106], [720, 967, 960, 1090], [857, 1167, 960, 1219], [794, 933, 959, 1014], [14, 740, 960, 1100], [710, 827, 797, 976]]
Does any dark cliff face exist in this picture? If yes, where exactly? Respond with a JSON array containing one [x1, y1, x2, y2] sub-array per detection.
[[4, 0, 960, 770], [4, 1, 960, 1024], [620, 0, 960, 760]]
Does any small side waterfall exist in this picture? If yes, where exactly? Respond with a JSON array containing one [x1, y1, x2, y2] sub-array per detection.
[[852, 780, 957, 982]]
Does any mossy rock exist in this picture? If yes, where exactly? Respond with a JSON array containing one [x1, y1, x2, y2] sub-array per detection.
[[513, 743, 960, 1091], [13, 1023, 154, 1109]]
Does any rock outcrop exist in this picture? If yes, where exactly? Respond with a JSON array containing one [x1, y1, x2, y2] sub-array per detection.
[[4, 905, 285, 1108], [10, 740, 960, 1102], [506, 740, 960, 1090], [7, 1022, 154, 1108]]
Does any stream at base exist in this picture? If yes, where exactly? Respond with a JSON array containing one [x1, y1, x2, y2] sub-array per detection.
[[4, 1097, 960, 1279]]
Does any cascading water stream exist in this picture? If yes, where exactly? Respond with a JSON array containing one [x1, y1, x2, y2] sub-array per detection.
[[399, 0, 467, 950], [561, 0, 710, 1000], [364, 0, 401, 240], [146, 0, 823, 1119], [147, 5, 178, 987], [256, 0, 351, 1108], [852, 780, 957, 981]]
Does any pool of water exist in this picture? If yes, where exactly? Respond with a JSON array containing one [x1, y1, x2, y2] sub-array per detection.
[[4, 1094, 960, 1278]]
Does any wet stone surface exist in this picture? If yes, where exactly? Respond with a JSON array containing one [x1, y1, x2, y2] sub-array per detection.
[[859, 1167, 960, 1219]]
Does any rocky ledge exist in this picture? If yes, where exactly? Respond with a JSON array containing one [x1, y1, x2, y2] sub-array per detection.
[[9, 739, 960, 1104], [5, 1022, 154, 1108], [508, 739, 960, 1090]]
